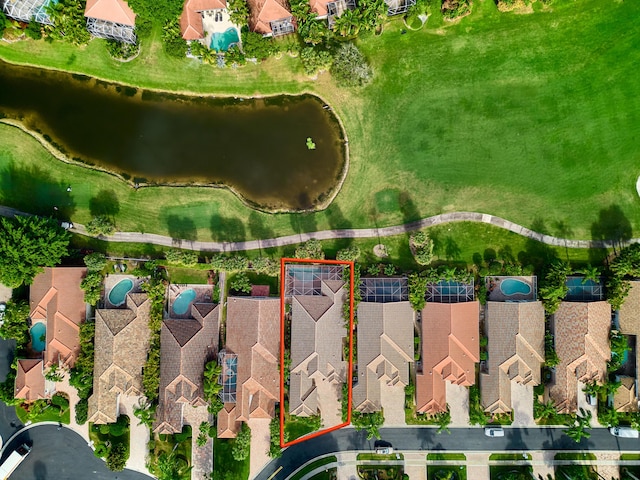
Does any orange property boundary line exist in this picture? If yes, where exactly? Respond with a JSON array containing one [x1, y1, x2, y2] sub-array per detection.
[[279, 258, 355, 448]]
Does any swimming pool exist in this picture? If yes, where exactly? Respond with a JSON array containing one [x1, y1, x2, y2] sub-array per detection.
[[108, 278, 134, 306], [566, 277, 596, 293], [30, 322, 46, 352], [500, 278, 532, 296], [173, 289, 197, 316], [210, 28, 239, 52]]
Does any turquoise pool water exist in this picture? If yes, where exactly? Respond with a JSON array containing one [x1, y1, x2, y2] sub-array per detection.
[[500, 278, 532, 296], [108, 278, 134, 306], [210, 28, 239, 52], [173, 289, 197, 315], [566, 277, 597, 293], [30, 322, 46, 352]]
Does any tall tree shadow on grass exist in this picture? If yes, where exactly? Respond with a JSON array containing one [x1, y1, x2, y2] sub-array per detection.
[[399, 191, 421, 231], [289, 213, 318, 236], [89, 189, 120, 218], [248, 211, 275, 241], [210, 214, 245, 243], [325, 204, 353, 250], [591, 204, 632, 254], [166, 214, 197, 242], [0, 161, 76, 219], [519, 218, 558, 273]]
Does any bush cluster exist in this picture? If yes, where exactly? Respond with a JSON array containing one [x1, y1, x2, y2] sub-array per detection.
[[165, 249, 199, 267]]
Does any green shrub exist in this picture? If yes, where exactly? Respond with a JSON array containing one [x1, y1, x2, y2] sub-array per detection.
[[106, 442, 128, 471], [230, 272, 252, 294], [106, 39, 139, 60], [94, 443, 108, 458], [331, 43, 372, 87], [25, 20, 43, 40], [84, 253, 107, 272], [51, 393, 69, 409], [241, 30, 276, 60], [86, 215, 115, 236], [300, 46, 333, 76], [75, 398, 88, 425], [336, 246, 361, 262], [294, 239, 324, 260]]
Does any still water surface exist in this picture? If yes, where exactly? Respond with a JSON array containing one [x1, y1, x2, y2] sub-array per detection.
[[0, 61, 345, 210]]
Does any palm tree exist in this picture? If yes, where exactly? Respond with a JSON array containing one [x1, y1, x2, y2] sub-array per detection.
[[564, 408, 592, 443], [582, 380, 601, 397], [577, 264, 601, 284], [534, 399, 557, 421]]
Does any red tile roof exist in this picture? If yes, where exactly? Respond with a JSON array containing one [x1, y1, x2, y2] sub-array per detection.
[[247, 0, 292, 35], [15, 359, 45, 402], [180, 0, 227, 40], [416, 302, 479, 415], [30, 267, 87, 370], [85, 0, 136, 26]]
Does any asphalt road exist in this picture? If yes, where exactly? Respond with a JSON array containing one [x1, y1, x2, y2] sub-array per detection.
[[0, 337, 24, 446], [254, 427, 640, 480], [1, 424, 151, 480]]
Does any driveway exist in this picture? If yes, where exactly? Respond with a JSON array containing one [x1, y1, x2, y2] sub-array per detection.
[[380, 384, 405, 426], [446, 383, 469, 427], [511, 383, 535, 427]]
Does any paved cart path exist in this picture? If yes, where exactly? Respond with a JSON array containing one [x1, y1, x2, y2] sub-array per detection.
[[0, 205, 634, 252]]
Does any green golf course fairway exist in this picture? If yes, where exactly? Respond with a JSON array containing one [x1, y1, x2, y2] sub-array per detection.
[[0, 0, 638, 242]]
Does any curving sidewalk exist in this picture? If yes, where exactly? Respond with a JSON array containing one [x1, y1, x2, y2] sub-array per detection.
[[0, 205, 635, 252]]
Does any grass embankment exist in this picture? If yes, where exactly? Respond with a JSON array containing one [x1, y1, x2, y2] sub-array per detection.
[[290, 456, 337, 480], [490, 464, 534, 479], [427, 453, 466, 461], [1, 0, 640, 244]]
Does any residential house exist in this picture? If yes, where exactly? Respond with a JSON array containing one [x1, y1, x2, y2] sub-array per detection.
[[85, 0, 137, 44], [15, 267, 87, 402], [217, 296, 279, 438], [549, 301, 611, 414], [352, 301, 414, 413], [153, 303, 219, 435], [15, 359, 45, 402], [247, 0, 294, 36], [289, 278, 346, 421], [416, 302, 479, 414], [480, 302, 545, 415], [2, 0, 55, 24], [87, 293, 151, 424], [308, 0, 355, 28], [616, 280, 640, 412]]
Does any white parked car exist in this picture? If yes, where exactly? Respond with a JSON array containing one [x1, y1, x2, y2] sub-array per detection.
[[60, 221, 73, 230], [485, 427, 505, 437], [586, 394, 597, 406], [375, 447, 393, 454], [609, 427, 639, 438]]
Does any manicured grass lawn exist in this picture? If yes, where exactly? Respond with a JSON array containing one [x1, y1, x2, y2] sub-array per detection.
[[290, 456, 337, 480], [213, 437, 250, 480], [284, 415, 321, 441], [16, 402, 71, 425], [621, 454, 640, 461], [427, 453, 466, 461], [1, 0, 640, 244], [428, 465, 467, 480], [489, 454, 531, 461], [165, 266, 211, 284], [358, 453, 404, 461]]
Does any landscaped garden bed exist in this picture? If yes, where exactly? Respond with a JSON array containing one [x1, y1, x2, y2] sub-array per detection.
[[147, 426, 192, 480], [89, 415, 130, 471]]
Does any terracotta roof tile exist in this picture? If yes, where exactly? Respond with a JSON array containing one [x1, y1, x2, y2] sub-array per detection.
[[549, 301, 611, 414], [480, 302, 545, 415], [353, 302, 414, 413], [247, 0, 292, 35], [15, 359, 45, 402], [416, 302, 479, 415], [30, 267, 87, 369], [179, 0, 227, 40], [87, 293, 151, 424], [85, 0, 136, 26], [154, 303, 219, 434], [216, 297, 279, 436]]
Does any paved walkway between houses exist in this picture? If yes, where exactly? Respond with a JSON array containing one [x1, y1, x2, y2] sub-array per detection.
[[248, 417, 272, 479], [119, 396, 152, 477], [511, 383, 536, 428], [446, 383, 470, 427], [1, 205, 634, 252], [182, 405, 214, 480]]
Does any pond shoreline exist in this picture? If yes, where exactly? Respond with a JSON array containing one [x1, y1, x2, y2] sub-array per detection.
[[0, 58, 350, 213]]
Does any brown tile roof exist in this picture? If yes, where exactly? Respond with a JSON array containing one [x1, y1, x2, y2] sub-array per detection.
[[619, 281, 640, 396], [550, 301, 611, 414], [614, 376, 638, 413], [179, 0, 227, 40], [87, 293, 151, 424], [353, 302, 414, 413], [14, 359, 45, 402], [30, 267, 87, 369], [217, 404, 241, 438], [154, 303, 220, 435], [416, 302, 479, 415], [251, 285, 270, 297], [247, 0, 292, 35], [85, 0, 136, 26], [480, 302, 545, 414], [216, 296, 280, 437], [289, 281, 346, 416]]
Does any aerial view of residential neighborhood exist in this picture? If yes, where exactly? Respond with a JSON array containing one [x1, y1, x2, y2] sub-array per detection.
[[0, 0, 636, 477]]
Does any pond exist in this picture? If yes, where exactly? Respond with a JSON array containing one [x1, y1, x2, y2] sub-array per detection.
[[0, 60, 346, 211]]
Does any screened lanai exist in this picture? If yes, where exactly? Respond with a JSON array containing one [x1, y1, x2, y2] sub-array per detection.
[[2, 0, 55, 24], [218, 350, 238, 403], [284, 263, 344, 297], [86, 17, 137, 44], [385, 0, 415, 15]]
